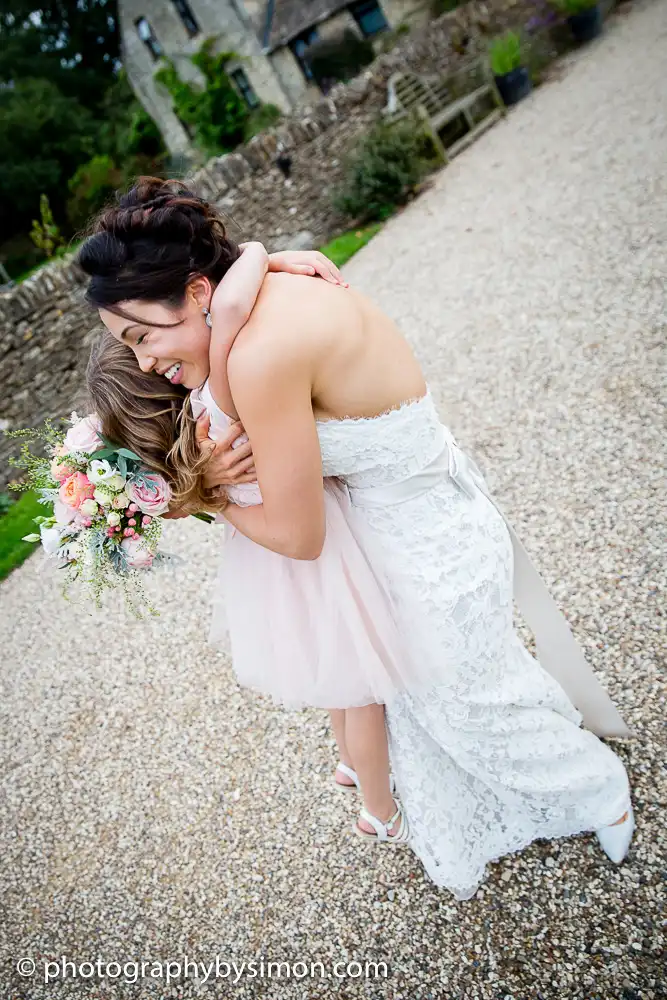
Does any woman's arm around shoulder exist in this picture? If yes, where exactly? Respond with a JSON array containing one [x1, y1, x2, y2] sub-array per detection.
[[222, 305, 326, 560]]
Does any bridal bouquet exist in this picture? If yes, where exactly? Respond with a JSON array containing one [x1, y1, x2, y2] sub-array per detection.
[[7, 411, 208, 616]]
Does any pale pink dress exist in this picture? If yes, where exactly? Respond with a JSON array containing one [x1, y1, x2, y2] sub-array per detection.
[[189, 379, 412, 711]]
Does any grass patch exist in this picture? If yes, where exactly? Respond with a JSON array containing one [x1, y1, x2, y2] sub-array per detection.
[[318, 223, 384, 268], [0, 491, 45, 582]]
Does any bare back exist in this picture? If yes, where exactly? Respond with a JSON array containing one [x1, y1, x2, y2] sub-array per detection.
[[235, 272, 426, 423]]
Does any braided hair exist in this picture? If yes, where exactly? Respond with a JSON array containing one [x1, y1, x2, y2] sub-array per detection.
[[78, 175, 241, 323]]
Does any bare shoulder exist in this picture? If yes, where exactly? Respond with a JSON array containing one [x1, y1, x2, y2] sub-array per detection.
[[227, 273, 354, 383], [251, 271, 356, 331]]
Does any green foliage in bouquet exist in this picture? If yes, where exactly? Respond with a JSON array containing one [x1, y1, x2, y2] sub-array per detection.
[[6, 418, 67, 495]]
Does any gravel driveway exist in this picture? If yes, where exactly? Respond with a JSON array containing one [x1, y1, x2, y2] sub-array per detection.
[[2, 2, 665, 997]]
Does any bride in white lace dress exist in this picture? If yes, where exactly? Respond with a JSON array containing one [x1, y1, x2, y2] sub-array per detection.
[[201, 273, 634, 900], [316, 395, 632, 897]]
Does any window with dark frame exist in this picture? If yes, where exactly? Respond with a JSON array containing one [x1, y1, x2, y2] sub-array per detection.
[[349, 0, 389, 36], [230, 68, 260, 109], [135, 17, 163, 60], [171, 0, 199, 36], [289, 27, 319, 82]]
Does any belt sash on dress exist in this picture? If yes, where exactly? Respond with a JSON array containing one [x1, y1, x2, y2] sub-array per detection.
[[344, 428, 632, 740]]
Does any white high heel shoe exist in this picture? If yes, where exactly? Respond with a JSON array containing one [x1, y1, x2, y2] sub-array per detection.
[[333, 761, 397, 795], [596, 805, 635, 863], [352, 796, 411, 846]]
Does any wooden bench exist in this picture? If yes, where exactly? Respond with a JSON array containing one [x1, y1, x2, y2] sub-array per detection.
[[382, 59, 506, 164]]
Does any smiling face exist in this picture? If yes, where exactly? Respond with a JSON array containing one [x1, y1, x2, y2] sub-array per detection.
[[98, 278, 212, 390]]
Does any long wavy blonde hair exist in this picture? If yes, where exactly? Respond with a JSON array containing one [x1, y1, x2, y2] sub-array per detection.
[[86, 332, 229, 514]]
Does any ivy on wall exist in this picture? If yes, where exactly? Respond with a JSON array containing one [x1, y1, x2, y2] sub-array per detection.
[[155, 37, 250, 157]]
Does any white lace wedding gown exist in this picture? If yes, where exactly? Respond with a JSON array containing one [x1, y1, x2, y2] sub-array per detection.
[[316, 390, 631, 900]]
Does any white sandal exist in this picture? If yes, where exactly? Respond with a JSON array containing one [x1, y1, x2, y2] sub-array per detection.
[[333, 761, 397, 795], [352, 796, 410, 845]]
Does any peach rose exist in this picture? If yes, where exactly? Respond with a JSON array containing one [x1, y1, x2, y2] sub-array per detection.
[[50, 457, 75, 482], [58, 472, 95, 509]]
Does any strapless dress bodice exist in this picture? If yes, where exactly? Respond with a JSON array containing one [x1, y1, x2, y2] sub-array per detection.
[[316, 391, 446, 489]]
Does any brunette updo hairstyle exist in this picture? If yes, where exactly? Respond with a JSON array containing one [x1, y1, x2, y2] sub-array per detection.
[[79, 176, 240, 513], [78, 175, 241, 322]]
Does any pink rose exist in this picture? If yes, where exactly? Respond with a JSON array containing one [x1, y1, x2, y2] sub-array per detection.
[[50, 457, 75, 482], [63, 413, 103, 455], [59, 472, 95, 509], [120, 536, 154, 570], [125, 473, 171, 516]]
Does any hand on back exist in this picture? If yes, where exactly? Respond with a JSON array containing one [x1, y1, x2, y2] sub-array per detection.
[[268, 249, 348, 287]]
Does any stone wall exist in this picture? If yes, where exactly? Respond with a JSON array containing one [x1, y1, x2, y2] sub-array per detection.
[[0, 0, 613, 486]]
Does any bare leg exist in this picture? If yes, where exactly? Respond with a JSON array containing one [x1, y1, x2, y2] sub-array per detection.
[[329, 709, 356, 786], [344, 703, 400, 835]]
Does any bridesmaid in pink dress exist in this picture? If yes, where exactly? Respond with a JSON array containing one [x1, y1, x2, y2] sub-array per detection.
[[87, 233, 411, 845]]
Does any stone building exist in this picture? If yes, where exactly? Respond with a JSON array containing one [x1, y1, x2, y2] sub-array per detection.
[[118, 0, 428, 157]]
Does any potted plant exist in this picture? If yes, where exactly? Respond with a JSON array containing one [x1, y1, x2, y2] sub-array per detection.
[[488, 31, 532, 107], [553, 0, 602, 42]]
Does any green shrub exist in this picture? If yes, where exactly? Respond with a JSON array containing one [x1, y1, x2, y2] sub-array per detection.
[[155, 38, 249, 157], [125, 106, 166, 157], [489, 31, 524, 76], [333, 120, 426, 223], [30, 194, 64, 259], [306, 30, 375, 91], [66, 155, 124, 231]]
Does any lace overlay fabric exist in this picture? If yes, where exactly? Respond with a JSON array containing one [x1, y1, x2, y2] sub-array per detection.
[[316, 391, 630, 900]]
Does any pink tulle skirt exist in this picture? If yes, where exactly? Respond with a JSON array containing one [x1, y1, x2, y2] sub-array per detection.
[[208, 480, 425, 710]]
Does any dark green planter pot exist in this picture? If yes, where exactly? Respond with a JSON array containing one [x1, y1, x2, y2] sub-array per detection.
[[568, 4, 603, 42], [494, 67, 532, 107]]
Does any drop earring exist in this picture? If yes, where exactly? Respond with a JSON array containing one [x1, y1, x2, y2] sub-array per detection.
[[202, 305, 213, 328]]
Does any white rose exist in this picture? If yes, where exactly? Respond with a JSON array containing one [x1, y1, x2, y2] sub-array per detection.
[[106, 473, 126, 492], [40, 524, 65, 555], [93, 487, 113, 507], [112, 492, 130, 509], [79, 498, 98, 517], [53, 499, 76, 525], [107, 511, 121, 527], [88, 459, 116, 484]]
